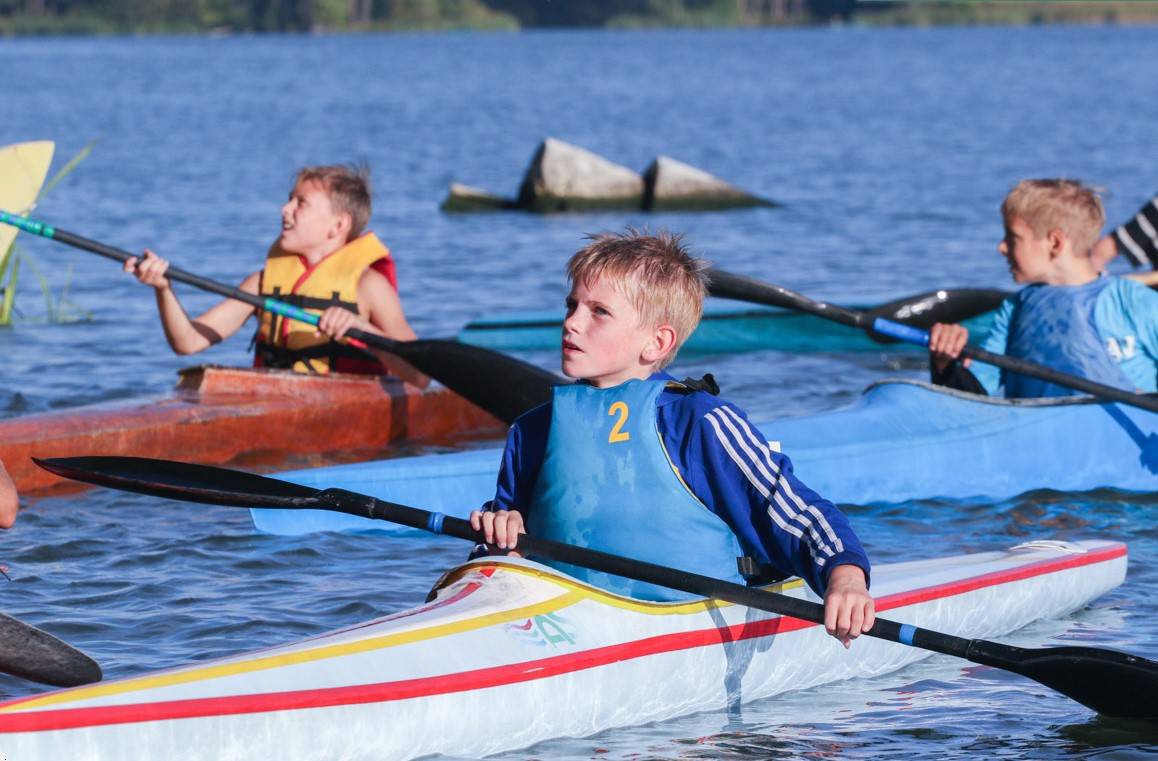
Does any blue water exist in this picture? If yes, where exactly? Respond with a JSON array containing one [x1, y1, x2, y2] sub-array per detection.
[[0, 26, 1156, 759]]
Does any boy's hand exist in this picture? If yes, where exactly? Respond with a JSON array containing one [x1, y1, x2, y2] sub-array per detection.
[[928, 322, 971, 372], [468, 507, 525, 556], [124, 249, 171, 290], [824, 564, 874, 648], [317, 307, 373, 340]]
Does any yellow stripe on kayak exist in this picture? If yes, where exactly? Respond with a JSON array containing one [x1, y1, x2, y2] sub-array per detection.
[[439, 560, 806, 615], [5, 586, 584, 712], [0, 141, 55, 257]]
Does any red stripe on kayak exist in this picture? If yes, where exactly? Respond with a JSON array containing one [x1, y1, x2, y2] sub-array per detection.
[[874, 543, 1126, 614], [0, 543, 1124, 733]]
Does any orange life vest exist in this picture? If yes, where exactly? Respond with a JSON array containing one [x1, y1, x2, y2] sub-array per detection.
[[253, 232, 396, 375]]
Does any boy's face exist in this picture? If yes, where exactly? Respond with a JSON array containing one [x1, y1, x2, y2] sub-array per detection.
[[561, 275, 668, 388], [998, 216, 1056, 284], [278, 179, 346, 255]]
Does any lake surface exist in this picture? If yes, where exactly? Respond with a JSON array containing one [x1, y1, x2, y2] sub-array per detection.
[[0, 25, 1156, 759]]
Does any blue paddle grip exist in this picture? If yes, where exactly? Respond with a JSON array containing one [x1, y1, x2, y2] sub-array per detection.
[[426, 511, 446, 535], [0, 211, 54, 239], [871, 317, 931, 346], [262, 298, 321, 326], [899, 624, 916, 646]]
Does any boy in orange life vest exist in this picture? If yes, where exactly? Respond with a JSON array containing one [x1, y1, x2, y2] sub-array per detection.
[[125, 165, 422, 381]]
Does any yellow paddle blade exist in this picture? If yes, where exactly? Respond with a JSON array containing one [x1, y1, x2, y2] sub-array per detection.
[[0, 141, 55, 258]]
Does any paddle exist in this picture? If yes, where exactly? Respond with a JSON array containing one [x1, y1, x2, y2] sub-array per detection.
[[863, 287, 1009, 344], [35, 455, 1158, 720], [707, 269, 1158, 414], [0, 611, 102, 687], [0, 211, 561, 424]]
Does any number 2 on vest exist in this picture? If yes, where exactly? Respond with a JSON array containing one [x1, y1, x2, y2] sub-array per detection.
[[607, 402, 631, 443]]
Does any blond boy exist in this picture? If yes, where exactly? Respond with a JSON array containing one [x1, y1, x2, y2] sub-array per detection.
[[930, 179, 1158, 397], [126, 165, 418, 379], [471, 230, 874, 646]]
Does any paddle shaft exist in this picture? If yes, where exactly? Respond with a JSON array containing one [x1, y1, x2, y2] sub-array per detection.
[[317, 488, 995, 666], [32, 454, 1158, 719], [0, 211, 562, 423], [708, 269, 1158, 414], [0, 210, 378, 350]]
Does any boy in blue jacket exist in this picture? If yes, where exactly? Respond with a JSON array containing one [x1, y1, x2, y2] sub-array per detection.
[[930, 179, 1158, 397], [471, 230, 874, 647]]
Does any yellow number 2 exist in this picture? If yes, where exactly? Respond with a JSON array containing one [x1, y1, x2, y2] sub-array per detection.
[[607, 402, 631, 443]]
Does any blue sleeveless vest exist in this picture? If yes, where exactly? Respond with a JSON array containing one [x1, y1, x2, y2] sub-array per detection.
[[1004, 279, 1132, 398], [528, 380, 746, 601]]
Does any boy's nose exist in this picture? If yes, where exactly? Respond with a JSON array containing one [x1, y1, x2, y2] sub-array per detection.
[[562, 311, 583, 334]]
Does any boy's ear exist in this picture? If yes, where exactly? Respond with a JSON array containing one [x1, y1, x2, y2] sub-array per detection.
[[642, 324, 678, 365], [331, 211, 354, 241], [1047, 228, 1067, 259]]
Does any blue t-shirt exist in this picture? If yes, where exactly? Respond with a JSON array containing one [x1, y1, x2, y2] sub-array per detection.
[[489, 372, 871, 597]]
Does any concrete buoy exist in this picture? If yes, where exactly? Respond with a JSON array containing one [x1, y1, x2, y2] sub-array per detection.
[[643, 156, 775, 212], [516, 138, 645, 213]]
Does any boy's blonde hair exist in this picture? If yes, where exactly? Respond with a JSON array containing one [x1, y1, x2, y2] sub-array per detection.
[[1001, 179, 1105, 257], [567, 229, 706, 369], [295, 165, 373, 240]]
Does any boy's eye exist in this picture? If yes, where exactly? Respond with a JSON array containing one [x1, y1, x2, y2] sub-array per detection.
[[593, 306, 610, 317], [564, 298, 577, 314]]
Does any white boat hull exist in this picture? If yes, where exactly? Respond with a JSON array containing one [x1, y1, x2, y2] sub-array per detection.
[[0, 540, 1126, 760]]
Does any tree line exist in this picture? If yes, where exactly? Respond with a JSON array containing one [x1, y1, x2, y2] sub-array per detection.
[[1, 0, 860, 33]]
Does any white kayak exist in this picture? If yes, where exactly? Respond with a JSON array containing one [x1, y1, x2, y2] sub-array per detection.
[[0, 539, 1126, 760]]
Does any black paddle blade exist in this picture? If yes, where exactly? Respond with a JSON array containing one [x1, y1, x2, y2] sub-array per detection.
[[391, 339, 561, 424], [33, 457, 321, 509], [968, 640, 1158, 719], [0, 612, 101, 687], [866, 288, 1010, 344]]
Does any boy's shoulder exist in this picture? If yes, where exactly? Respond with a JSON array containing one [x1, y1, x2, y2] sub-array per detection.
[[658, 375, 747, 429]]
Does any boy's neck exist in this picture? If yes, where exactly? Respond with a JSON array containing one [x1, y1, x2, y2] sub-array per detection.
[[300, 236, 350, 267], [1039, 257, 1100, 287], [587, 366, 661, 389]]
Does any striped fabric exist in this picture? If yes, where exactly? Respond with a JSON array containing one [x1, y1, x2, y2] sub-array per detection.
[[705, 405, 844, 571], [1114, 195, 1158, 269]]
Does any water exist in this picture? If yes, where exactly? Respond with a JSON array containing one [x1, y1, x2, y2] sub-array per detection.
[[0, 26, 1156, 759]]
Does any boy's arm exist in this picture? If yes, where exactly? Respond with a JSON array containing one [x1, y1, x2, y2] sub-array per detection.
[[316, 268, 427, 385], [928, 297, 1012, 395], [681, 401, 873, 645], [125, 251, 259, 354], [681, 402, 870, 594], [468, 404, 550, 555], [0, 460, 18, 529], [1109, 194, 1158, 269]]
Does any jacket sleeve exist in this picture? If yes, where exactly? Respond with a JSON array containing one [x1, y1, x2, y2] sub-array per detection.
[[491, 403, 550, 514], [1113, 194, 1158, 269], [679, 400, 871, 598]]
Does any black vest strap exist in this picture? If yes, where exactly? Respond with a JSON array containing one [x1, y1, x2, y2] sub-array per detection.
[[253, 340, 369, 372], [737, 556, 788, 586]]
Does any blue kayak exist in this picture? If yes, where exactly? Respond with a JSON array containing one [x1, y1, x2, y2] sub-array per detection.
[[459, 290, 1005, 354], [252, 380, 1157, 535]]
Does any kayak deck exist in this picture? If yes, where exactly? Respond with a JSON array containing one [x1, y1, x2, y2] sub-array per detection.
[[0, 365, 504, 493], [460, 299, 999, 354], [0, 539, 1126, 760]]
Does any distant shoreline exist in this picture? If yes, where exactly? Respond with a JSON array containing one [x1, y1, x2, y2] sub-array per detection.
[[2, 3, 1156, 38]]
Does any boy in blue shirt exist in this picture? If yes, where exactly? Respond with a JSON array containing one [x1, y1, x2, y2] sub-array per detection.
[[930, 179, 1158, 397], [471, 231, 874, 647]]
